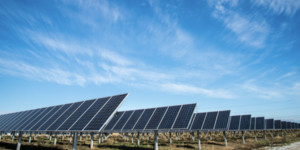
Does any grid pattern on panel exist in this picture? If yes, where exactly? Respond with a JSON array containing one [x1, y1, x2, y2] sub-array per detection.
[[266, 119, 274, 129], [229, 116, 240, 130], [255, 117, 265, 130], [3, 111, 28, 130], [274, 120, 281, 129], [214, 110, 230, 129], [113, 111, 134, 130], [0, 114, 10, 128], [0, 113, 16, 130], [158, 106, 181, 129], [58, 100, 96, 131], [38, 104, 71, 131], [191, 113, 206, 130], [287, 122, 291, 129], [104, 112, 124, 130], [202, 112, 218, 130], [133, 109, 155, 130], [47, 102, 83, 131], [123, 110, 144, 130], [11, 110, 38, 131], [31, 106, 62, 130], [240, 115, 251, 130], [250, 118, 255, 130], [70, 97, 111, 131], [145, 107, 167, 129], [83, 94, 127, 131], [23, 107, 53, 130], [172, 104, 196, 129], [281, 121, 287, 129], [188, 114, 195, 130], [16, 109, 46, 131]]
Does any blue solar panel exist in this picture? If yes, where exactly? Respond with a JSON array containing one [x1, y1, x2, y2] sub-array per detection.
[[70, 97, 111, 131], [188, 114, 196, 129], [123, 110, 144, 130], [0, 113, 17, 130], [266, 119, 274, 130], [31, 105, 62, 131], [104, 112, 124, 130], [250, 117, 255, 130], [214, 110, 230, 129], [191, 113, 206, 130], [172, 104, 196, 129], [10, 109, 39, 131], [38, 104, 72, 131], [23, 107, 54, 130], [281, 121, 287, 129], [133, 108, 155, 130], [145, 107, 167, 129], [16, 108, 46, 131], [114, 111, 134, 130], [84, 94, 128, 131], [47, 102, 83, 131], [58, 99, 96, 130], [3, 111, 29, 130], [240, 115, 251, 130], [255, 117, 265, 130], [229, 116, 240, 130], [287, 122, 291, 129], [274, 120, 281, 129], [202, 112, 218, 130], [158, 105, 181, 129]]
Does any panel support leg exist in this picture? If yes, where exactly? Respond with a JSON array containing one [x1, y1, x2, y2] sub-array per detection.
[[12, 133, 15, 141], [204, 132, 208, 139], [49, 132, 52, 141], [70, 133, 72, 142], [223, 131, 227, 147], [137, 132, 140, 146], [192, 132, 195, 141], [131, 133, 134, 144], [16, 132, 23, 150], [80, 133, 82, 141], [90, 133, 94, 149], [271, 131, 273, 139], [154, 130, 158, 150], [264, 130, 266, 140], [0, 131, 2, 140], [169, 132, 172, 144], [98, 133, 101, 144], [254, 131, 257, 142], [242, 131, 245, 144], [209, 132, 212, 141], [54, 132, 57, 145], [28, 132, 32, 143], [197, 130, 201, 150], [147, 133, 149, 141], [72, 132, 77, 150]]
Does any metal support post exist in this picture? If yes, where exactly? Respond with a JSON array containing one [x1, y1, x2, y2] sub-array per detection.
[[254, 131, 257, 142], [197, 130, 201, 150], [0, 131, 2, 140], [242, 131, 245, 144], [204, 132, 208, 139], [80, 132, 82, 141], [86, 133, 88, 139], [147, 133, 149, 141], [54, 132, 58, 145], [142, 133, 144, 139], [70, 133, 72, 142], [28, 132, 32, 143], [16, 131, 23, 150], [137, 132, 140, 146], [209, 132, 212, 141], [271, 131, 273, 139], [264, 130, 266, 140], [154, 131, 158, 150], [169, 132, 172, 144], [223, 131, 227, 147], [72, 132, 78, 150], [131, 133, 134, 143], [90, 133, 94, 149], [98, 133, 101, 144], [12, 132, 15, 141], [192, 132, 195, 141], [49, 133, 52, 141], [102, 133, 104, 142]]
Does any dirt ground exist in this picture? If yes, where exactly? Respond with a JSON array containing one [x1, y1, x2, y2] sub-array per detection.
[[0, 131, 299, 150]]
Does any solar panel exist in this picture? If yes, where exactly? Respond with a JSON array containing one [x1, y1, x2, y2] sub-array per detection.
[[239, 115, 251, 130], [123, 110, 144, 130], [298, 123, 300, 129], [250, 117, 255, 130], [0, 113, 18, 130], [133, 108, 155, 130], [190, 113, 206, 130], [266, 119, 274, 130], [188, 114, 196, 129], [13, 109, 41, 131], [255, 117, 265, 130], [83, 94, 128, 131], [145, 107, 167, 129], [3, 111, 30, 130], [172, 104, 196, 129], [202, 112, 218, 130], [158, 105, 181, 129], [104, 112, 125, 130], [287, 122, 291, 129], [214, 110, 230, 130], [113, 111, 134, 130], [281, 121, 287, 129], [229, 116, 240, 131], [23, 107, 54, 131], [274, 120, 281, 129]]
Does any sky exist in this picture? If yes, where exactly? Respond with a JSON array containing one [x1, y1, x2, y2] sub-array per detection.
[[0, 0, 299, 122]]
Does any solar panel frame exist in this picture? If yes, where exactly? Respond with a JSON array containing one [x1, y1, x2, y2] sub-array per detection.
[[265, 119, 274, 130], [7, 110, 36, 131], [214, 110, 231, 130], [158, 105, 181, 130], [228, 115, 241, 131], [2, 111, 29, 131], [22, 107, 53, 131], [255, 117, 265, 130], [104, 111, 125, 131], [201, 111, 218, 131], [0, 113, 17, 130], [113, 111, 134, 130], [172, 104, 197, 129], [190, 112, 207, 131], [15, 108, 45, 131], [239, 114, 251, 130], [281, 121, 287, 129]]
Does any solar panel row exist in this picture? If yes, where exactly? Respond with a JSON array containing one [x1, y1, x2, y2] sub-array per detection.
[[0, 93, 128, 132], [103, 103, 196, 132], [228, 115, 251, 131]]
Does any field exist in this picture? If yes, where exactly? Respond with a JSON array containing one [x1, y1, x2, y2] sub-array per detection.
[[0, 131, 300, 150]]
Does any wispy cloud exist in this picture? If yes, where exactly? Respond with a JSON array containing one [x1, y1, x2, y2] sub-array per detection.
[[253, 0, 300, 16]]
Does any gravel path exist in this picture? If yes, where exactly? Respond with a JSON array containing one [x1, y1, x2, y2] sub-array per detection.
[[264, 141, 300, 150]]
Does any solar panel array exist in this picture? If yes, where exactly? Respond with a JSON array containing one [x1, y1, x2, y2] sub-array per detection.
[[274, 120, 281, 129], [228, 115, 251, 131], [0, 93, 128, 132], [265, 119, 274, 130], [103, 103, 196, 132], [189, 110, 231, 131]]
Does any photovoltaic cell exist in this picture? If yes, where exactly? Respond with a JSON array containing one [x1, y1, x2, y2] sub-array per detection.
[[172, 104, 196, 129], [58, 99, 96, 131], [240, 115, 251, 130], [38, 104, 71, 131], [229, 116, 240, 130], [214, 110, 230, 129], [3, 111, 28, 130], [281, 121, 287, 129], [191, 113, 206, 130], [274, 120, 281, 129], [70, 97, 111, 131], [145, 107, 167, 129], [31, 105, 62, 131], [113, 111, 134, 130], [250, 118, 255, 130], [47, 102, 83, 131], [104, 112, 124, 130], [158, 106, 181, 129], [266, 119, 274, 130], [133, 108, 155, 130], [23, 107, 54, 130], [255, 117, 265, 130], [123, 110, 144, 130], [202, 112, 218, 130], [84, 94, 128, 131]]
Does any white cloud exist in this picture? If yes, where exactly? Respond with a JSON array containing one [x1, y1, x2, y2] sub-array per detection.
[[241, 80, 283, 99], [253, 0, 300, 16]]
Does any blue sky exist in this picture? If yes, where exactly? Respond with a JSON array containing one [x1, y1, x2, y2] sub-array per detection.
[[0, 0, 299, 122]]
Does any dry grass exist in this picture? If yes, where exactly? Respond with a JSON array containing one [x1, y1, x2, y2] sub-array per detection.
[[0, 131, 300, 150]]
